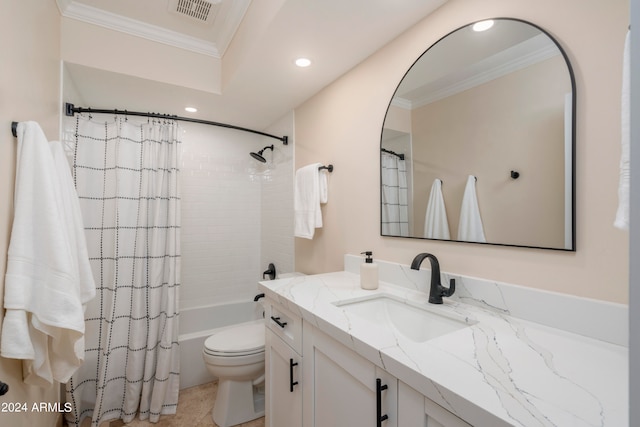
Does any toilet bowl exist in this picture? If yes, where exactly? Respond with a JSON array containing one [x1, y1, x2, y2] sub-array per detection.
[[202, 320, 265, 427]]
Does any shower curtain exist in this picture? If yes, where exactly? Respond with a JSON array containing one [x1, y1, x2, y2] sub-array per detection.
[[65, 116, 181, 426], [381, 152, 409, 236]]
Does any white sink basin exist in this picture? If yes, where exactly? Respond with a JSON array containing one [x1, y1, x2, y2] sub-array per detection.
[[334, 294, 473, 342]]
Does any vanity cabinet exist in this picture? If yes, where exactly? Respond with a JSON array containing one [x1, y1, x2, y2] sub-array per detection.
[[264, 300, 303, 427], [303, 326, 398, 427], [264, 297, 471, 427]]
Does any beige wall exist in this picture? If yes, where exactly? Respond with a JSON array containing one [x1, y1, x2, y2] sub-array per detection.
[[384, 104, 412, 134], [412, 56, 567, 247], [61, 18, 221, 94], [0, 2, 63, 426], [295, 0, 630, 303]]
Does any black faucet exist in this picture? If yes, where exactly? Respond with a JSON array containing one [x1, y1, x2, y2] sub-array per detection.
[[410, 253, 455, 304]]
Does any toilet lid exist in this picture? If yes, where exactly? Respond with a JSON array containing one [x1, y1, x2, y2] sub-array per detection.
[[204, 322, 265, 355]]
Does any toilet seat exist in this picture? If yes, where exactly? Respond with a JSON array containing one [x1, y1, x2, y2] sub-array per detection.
[[202, 322, 265, 366], [203, 322, 265, 358]]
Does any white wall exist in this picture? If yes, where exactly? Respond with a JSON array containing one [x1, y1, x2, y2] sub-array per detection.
[[294, 0, 630, 303], [261, 112, 295, 277]]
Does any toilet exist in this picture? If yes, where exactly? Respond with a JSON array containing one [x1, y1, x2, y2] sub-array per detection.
[[202, 320, 266, 427]]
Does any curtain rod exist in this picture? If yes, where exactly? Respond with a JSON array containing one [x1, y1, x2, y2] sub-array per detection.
[[381, 147, 405, 160], [65, 103, 288, 144], [10, 103, 288, 145]]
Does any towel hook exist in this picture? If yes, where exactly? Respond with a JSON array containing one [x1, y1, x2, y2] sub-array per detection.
[[510, 170, 520, 179]]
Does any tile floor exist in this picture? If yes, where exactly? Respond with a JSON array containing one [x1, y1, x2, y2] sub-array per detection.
[[107, 381, 264, 427]]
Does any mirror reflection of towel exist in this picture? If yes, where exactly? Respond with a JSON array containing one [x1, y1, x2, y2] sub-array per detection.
[[458, 175, 486, 243], [424, 179, 450, 239]]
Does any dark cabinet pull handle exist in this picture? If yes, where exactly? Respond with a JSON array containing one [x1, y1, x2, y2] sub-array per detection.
[[271, 316, 287, 328], [289, 358, 299, 392], [376, 378, 388, 427]]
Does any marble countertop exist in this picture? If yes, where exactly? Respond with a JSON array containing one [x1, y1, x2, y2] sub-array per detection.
[[258, 271, 628, 427]]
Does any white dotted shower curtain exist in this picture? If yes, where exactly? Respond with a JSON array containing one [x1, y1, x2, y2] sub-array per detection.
[[64, 115, 181, 426], [381, 152, 409, 236]]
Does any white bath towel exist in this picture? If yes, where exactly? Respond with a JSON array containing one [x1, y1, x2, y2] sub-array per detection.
[[457, 175, 486, 243], [423, 179, 450, 239], [615, 29, 630, 230], [1, 122, 96, 387], [294, 163, 327, 239]]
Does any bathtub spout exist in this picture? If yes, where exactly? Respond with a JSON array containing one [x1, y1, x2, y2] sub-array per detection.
[[254, 293, 265, 302]]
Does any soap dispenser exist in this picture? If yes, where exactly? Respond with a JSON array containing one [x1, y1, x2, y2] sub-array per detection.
[[360, 251, 379, 290]]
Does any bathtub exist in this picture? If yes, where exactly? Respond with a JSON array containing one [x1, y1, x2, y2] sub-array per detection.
[[179, 300, 264, 389]]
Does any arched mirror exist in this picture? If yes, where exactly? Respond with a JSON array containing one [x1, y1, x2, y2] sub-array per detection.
[[380, 18, 575, 250]]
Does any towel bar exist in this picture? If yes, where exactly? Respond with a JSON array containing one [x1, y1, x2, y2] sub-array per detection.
[[319, 164, 333, 172]]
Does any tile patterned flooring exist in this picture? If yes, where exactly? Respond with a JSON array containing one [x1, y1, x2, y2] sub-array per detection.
[[108, 381, 264, 427]]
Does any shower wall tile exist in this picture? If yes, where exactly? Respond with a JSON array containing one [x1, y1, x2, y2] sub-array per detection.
[[180, 122, 266, 310], [261, 113, 295, 278]]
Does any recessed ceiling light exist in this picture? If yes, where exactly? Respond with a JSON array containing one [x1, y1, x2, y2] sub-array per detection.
[[472, 20, 494, 32], [295, 58, 312, 68], [185, 106, 198, 113]]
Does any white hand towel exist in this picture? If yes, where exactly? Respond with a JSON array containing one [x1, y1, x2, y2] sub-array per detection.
[[294, 163, 324, 239], [457, 175, 486, 243], [615, 29, 630, 230], [319, 169, 328, 205], [423, 179, 450, 239], [1, 122, 96, 387]]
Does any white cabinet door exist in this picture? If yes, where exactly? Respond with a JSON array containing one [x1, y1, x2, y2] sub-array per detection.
[[398, 380, 426, 427], [305, 326, 397, 427], [265, 328, 302, 427], [398, 380, 471, 427]]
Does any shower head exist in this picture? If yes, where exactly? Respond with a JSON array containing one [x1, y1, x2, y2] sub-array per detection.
[[250, 151, 266, 163], [250, 145, 274, 163]]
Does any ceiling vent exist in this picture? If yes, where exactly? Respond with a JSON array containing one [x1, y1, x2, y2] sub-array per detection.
[[168, 0, 221, 24]]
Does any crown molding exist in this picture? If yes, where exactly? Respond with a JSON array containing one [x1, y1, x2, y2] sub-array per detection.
[[58, 1, 221, 58], [406, 34, 561, 109], [391, 97, 412, 110]]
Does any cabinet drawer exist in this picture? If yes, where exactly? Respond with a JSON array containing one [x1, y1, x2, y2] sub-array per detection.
[[265, 299, 302, 355]]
